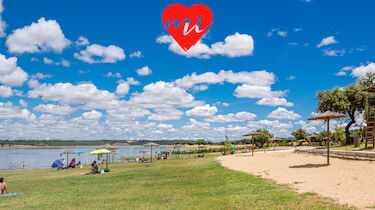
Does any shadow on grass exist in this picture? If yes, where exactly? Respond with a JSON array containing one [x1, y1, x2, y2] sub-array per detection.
[[289, 163, 328, 168]]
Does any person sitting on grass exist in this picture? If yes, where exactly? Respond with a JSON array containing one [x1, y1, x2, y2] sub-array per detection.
[[0, 178, 8, 197], [80, 161, 98, 175], [69, 158, 76, 168]]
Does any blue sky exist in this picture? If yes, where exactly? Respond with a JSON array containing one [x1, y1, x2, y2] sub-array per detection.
[[0, 0, 373, 140]]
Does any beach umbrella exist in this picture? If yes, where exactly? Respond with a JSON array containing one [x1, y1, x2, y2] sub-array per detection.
[[90, 149, 112, 170], [52, 158, 65, 168], [144, 142, 160, 162], [308, 111, 349, 165], [158, 152, 164, 155], [60, 150, 75, 167], [97, 144, 120, 164], [139, 150, 148, 160], [243, 131, 264, 156], [75, 149, 85, 163], [173, 144, 184, 159]]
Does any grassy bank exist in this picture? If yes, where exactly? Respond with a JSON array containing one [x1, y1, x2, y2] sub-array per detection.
[[0, 154, 347, 209]]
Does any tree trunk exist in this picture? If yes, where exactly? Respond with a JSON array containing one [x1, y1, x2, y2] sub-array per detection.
[[345, 112, 355, 145]]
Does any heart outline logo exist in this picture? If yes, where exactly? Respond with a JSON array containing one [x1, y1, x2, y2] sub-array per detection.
[[162, 4, 213, 52]]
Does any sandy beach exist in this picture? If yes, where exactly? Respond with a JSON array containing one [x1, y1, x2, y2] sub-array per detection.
[[218, 151, 375, 209]]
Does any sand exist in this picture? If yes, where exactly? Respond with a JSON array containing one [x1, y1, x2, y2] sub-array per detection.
[[218, 150, 375, 209]]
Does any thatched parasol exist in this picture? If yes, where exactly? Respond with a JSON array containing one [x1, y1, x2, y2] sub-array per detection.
[[139, 150, 148, 159], [308, 111, 348, 165], [269, 137, 282, 150], [243, 131, 264, 156], [96, 144, 119, 165], [60, 150, 75, 167], [144, 142, 160, 162]]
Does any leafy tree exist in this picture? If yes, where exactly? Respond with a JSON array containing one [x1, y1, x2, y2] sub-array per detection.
[[223, 136, 233, 154], [291, 128, 308, 140], [316, 84, 366, 144], [252, 128, 273, 146], [332, 126, 345, 142]]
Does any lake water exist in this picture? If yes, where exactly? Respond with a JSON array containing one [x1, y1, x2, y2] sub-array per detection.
[[0, 145, 176, 171]]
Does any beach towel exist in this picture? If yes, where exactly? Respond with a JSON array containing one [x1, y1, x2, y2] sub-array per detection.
[[1, 193, 19, 197]]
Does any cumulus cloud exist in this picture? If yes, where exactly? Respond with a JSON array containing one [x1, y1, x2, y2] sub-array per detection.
[[6, 18, 70, 54], [82, 110, 102, 120], [28, 82, 117, 104], [317, 36, 338, 48], [136, 66, 152, 76], [104, 72, 121, 78], [0, 0, 7, 37], [350, 62, 375, 78], [75, 36, 89, 46], [33, 104, 76, 115], [115, 82, 129, 97], [0, 85, 13, 97], [156, 33, 254, 58], [43, 57, 70, 67], [256, 98, 294, 107], [130, 81, 201, 109], [129, 51, 142, 58], [185, 104, 218, 118], [148, 108, 183, 121], [74, 44, 125, 63], [205, 111, 256, 123], [234, 85, 286, 99], [267, 107, 301, 120], [0, 54, 28, 87], [0, 101, 35, 120]]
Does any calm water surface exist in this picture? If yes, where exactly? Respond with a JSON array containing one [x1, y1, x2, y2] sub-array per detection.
[[0, 145, 176, 171]]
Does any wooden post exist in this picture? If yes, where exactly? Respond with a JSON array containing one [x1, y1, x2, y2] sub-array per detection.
[[327, 118, 330, 165], [252, 138, 254, 156]]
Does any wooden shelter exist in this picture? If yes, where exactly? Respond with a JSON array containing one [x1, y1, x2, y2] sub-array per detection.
[[144, 142, 160, 162], [308, 111, 348, 165], [243, 131, 264, 156]]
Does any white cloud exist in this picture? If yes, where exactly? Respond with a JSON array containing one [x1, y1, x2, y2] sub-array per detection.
[[124, 77, 140, 85], [234, 84, 285, 99], [175, 70, 275, 89], [0, 0, 7, 37], [129, 51, 142, 58], [148, 108, 183, 121], [0, 54, 28, 87], [130, 81, 201, 109], [286, 76, 296, 80], [19, 99, 28, 108], [185, 104, 218, 118], [74, 44, 125, 63], [277, 31, 287, 37], [75, 36, 89, 46], [0, 101, 35, 120], [31, 73, 51, 80], [33, 104, 76, 115], [104, 72, 121, 78], [267, 28, 287, 37], [6, 18, 70, 54], [317, 36, 338, 48], [115, 82, 129, 97], [136, 66, 152, 76], [322, 49, 345, 56], [351, 62, 375, 78], [222, 102, 229, 107], [43, 57, 70, 67], [28, 82, 117, 104], [256, 98, 294, 107], [0, 85, 13, 97], [156, 32, 254, 59], [205, 111, 256, 123], [267, 107, 301, 120], [82, 110, 102, 120]]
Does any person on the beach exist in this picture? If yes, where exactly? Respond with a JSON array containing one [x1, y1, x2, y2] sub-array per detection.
[[80, 161, 98, 175], [20, 162, 24, 169], [0, 178, 8, 197], [9, 163, 12, 169]]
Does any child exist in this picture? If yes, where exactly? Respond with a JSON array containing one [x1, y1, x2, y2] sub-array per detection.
[[0, 178, 8, 197]]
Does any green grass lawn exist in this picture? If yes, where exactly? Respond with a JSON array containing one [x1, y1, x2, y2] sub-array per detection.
[[0, 154, 349, 209], [320, 143, 375, 151]]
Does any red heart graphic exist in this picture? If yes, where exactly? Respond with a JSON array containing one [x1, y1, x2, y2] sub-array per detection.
[[162, 4, 213, 52]]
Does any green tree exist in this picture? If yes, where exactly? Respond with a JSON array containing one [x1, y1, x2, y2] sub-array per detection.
[[291, 128, 308, 140], [223, 136, 233, 154], [332, 126, 345, 142], [316, 84, 366, 144], [252, 128, 274, 146]]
